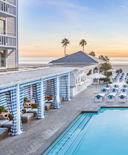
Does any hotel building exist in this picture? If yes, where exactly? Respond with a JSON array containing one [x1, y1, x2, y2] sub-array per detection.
[[0, 0, 18, 71]]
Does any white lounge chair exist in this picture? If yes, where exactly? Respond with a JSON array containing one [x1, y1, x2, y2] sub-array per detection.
[[95, 93, 105, 103], [107, 93, 116, 102], [122, 84, 128, 88], [111, 88, 118, 94], [101, 88, 108, 94], [118, 93, 127, 103]]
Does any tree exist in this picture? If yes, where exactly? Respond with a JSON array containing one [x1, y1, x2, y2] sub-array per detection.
[[89, 51, 95, 56], [61, 38, 70, 56], [100, 63, 112, 77], [79, 39, 87, 52], [99, 55, 109, 62]]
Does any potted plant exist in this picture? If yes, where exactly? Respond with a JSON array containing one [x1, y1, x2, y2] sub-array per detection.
[[104, 77, 110, 84], [99, 78, 104, 84], [24, 97, 28, 103], [0, 106, 5, 114], [126, 80, 128, 84], [109, 81, 113, 84]]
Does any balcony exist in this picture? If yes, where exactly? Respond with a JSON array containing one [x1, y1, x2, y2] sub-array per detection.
[[0, 0, 16, 17], [0, 34, 16, 49]]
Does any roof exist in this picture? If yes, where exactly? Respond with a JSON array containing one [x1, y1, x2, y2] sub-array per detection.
[[50, 51, 104, 64], [0, 67, 78, 87]]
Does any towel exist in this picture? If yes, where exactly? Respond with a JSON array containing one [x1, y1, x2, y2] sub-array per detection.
[[112, 88, 116, 92], [120, 95, 124, 99], [106, 85, 109, 88], [96, 95, 101, 99], [122, 89, 126, 92], [102, 88, 106, 92], [109, 95, 113, 99]]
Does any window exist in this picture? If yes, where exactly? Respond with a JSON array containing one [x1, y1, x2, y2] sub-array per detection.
[[0, 20, 5, 34], [0, 50, 5, 67]]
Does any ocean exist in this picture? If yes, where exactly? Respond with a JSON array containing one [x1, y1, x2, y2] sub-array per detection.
[[19, 57, 128, 65]]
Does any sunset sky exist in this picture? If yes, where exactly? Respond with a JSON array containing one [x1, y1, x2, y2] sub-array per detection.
[[19, 0, 128, 57]]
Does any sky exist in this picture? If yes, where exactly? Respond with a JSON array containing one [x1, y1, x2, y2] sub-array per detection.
[[19, 0, 128, 57]]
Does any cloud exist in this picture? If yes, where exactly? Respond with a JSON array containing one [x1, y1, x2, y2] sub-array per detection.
[[120, 5, 127, 9]]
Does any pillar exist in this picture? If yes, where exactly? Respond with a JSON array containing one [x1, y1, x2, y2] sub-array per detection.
[[54, 76, 60, 108], [17, 84, 22, 135]]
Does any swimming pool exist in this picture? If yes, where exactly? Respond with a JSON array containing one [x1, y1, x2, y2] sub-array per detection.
[[43, 108, 128, 155]]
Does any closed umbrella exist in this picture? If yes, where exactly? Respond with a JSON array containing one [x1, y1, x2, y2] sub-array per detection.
[[88, 73, 106, 93]]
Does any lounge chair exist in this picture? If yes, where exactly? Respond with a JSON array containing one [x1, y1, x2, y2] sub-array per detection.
[[118, 94, 127, 103], [27, 109, 38, 117], [122, 84, 128, 88], [0, 128, 8, 140], [45, 103, 52, 110], [113, 84, 119, 88], [107, 93, 116, 102], [101, 88, 108, 94], [94, 93, 105, 102], [121, 88, 127, 93], [21, 113, 34, 123], [2, 121, 13, 132], [111, 88, 118, 94], [0, 120, 9, 128]]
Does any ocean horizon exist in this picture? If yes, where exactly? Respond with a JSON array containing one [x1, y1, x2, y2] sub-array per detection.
[[19, 56, 128, 65]]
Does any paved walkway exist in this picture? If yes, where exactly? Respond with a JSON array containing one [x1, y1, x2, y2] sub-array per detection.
[[1, 84, 128, 155]]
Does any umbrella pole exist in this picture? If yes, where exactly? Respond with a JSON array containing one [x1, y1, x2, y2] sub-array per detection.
[[96, 79, 97, 92]]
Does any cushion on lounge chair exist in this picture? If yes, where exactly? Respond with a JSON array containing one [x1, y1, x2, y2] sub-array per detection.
[[106, 85, 109, 88], [96, 95, 101, 99], [28, 108, 37, 113], [0, 120, 9, 126], [0, 128, 8, 135], [45, 103, 51, 107], [23, 108, 32, 112], [21, 113, 33, 119], [30, 99, 35, 103], [109, 95, 113, 99], [114, 85, 118, 87], [2, 121, 13, 127], [123, 85, 127, 88]]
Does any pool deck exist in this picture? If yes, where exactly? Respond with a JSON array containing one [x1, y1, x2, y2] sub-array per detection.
[[1, 84, 128, 155]]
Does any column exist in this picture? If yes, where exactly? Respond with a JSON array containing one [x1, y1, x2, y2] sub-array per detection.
[[66, 73, 70, 101], [54, 76, 60, 108], [16, 84, 22, 135], [37, 80, 45, 119]]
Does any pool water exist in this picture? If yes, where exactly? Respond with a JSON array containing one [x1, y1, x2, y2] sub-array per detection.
[[43, 108, 128, 155]]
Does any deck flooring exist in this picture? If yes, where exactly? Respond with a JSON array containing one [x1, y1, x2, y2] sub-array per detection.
[[1, 84, 128, 155]]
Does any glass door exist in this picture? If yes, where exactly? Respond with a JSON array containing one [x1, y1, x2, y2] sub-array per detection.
[[0, 50, 5, 67]]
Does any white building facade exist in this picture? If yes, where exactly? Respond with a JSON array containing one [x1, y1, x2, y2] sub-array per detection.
[[0, 0, 18, 71]]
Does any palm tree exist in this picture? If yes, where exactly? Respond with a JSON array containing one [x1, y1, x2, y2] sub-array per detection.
[[89, 51, 95, 57], [61, 38, 70, 56], [79, 39, 87, 52]]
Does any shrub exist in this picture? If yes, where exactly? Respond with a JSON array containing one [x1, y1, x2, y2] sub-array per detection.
[[103, 77, 110, 82], [87, 70, 92, 76], [0, 106, 5, 113], [116, 68, 123, 73], [24, 97, 28, 102], [99, 78, 104, 81], [109, 81, 113, 84], [126, 80, 128, 84]]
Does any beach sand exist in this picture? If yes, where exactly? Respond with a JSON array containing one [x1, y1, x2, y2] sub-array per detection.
[[112, 64, 128, 72]]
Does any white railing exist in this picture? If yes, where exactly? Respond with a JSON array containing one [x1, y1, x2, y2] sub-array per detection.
[[0, 34, 16, 47], [0, 0, 16, 16]]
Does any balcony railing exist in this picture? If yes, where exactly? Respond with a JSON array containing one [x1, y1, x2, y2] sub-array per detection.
[[0, 34, 16, 47], [0, 0, 16, 17]]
